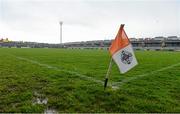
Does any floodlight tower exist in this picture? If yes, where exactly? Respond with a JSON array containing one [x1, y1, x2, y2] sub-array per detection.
[[59, 21, 63, 44]]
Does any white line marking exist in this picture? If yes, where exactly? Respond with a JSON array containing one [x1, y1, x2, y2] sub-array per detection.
[[14, 56, 105, 85], [12, 55, 180, 89], [112, 62, 180, 87]]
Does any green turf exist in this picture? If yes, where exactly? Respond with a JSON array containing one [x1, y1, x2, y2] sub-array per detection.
[[0, 48, 180, 112]]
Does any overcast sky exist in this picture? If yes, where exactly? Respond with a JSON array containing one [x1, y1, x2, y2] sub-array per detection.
[[0, 0, 180, 43]]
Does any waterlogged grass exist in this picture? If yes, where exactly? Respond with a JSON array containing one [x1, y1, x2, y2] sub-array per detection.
[[0, 48, 180, 112]]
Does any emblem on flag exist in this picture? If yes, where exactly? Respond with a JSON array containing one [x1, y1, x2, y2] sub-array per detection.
[[121, 50, 133, 65]]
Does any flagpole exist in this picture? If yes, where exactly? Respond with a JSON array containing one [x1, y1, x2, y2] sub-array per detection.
[[104, 57, 113, 90]]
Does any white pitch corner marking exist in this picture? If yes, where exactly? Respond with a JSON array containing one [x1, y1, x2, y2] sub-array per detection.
[[112, 62, 180, 87], [11, 54, 180, 90], [13, 55, 106, 85]]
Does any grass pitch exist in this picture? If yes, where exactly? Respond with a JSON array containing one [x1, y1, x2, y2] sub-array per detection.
[[0, 48, 180, 112]]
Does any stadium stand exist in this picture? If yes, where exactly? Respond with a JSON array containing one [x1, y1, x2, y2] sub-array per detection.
[[0, 36, 180, 51]]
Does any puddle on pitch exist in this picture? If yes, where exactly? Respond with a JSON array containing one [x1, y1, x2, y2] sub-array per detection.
[[33, 97, 48, 105], [44, 108, 58, 114], [32, 91, 48, 105], [32, 92, 58, 113]]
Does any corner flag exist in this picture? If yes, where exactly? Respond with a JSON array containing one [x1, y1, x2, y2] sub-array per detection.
[[109, 24, 138, 73], [104, 24, 138, 90]]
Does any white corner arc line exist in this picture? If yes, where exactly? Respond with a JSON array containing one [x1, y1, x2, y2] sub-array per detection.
[[112, 62, 180, 87], [14, 56, 105, 85]]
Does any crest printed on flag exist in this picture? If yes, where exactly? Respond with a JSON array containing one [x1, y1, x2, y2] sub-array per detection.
[[109, 24, 138, 73]]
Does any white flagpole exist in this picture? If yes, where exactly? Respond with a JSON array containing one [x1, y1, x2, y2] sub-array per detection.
[[104, 57, 113, 90]]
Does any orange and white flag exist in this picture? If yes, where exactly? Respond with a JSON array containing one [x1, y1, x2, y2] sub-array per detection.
[[109, 24, 138, 73]]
